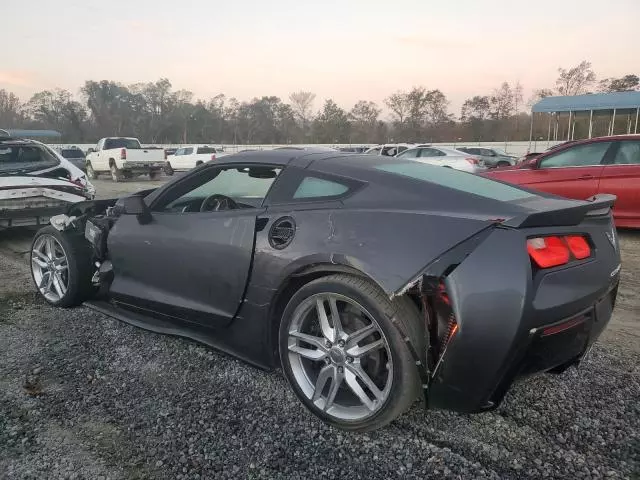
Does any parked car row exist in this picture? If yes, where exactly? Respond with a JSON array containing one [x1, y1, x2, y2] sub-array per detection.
[[483, 135, 640, 228]]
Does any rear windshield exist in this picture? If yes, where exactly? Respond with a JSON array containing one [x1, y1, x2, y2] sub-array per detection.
[[0, 144, 59, 174], [61, 149, 85, 158], [373, 161, 534, 202], [104, 138, 141, 149], [196, 147, 217, 154]]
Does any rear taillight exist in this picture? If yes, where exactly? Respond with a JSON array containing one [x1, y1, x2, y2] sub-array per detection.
[[565, 235, 590, 259], [211, 154, 216, 161], [527, 235, 591, 268], [120, 148, 126, 160], [465, 157, 479, 165]]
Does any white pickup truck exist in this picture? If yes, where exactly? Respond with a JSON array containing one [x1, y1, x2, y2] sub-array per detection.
[[164, 145, 223, 175], [85, 137, 165, 182]]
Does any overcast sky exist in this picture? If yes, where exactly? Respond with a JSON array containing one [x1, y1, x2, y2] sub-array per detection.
[[2, 0, 639, 114]]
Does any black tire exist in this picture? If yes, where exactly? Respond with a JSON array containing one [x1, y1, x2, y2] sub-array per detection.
[[86, 162, 97, 180], [110, 163, 123, 182], [149, 169, 161, 180], [195, 161, 203, 167], [30, 226, 95, 308], [496, 161, 510, 167], [279, 274, 423, 432], [164, 163, 175, 176]]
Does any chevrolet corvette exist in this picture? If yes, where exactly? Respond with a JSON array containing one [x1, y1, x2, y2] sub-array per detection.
[[30, 149, 621, 431]]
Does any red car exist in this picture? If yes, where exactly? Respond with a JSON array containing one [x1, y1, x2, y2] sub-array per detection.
[[483, 135, 640, 228]]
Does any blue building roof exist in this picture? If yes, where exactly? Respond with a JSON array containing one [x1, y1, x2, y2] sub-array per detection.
[[0, 128, 62, 138], [532, 91, 640, 113]]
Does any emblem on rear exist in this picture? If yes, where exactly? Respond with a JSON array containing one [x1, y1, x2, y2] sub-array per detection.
[[605, 226, 617, 251]]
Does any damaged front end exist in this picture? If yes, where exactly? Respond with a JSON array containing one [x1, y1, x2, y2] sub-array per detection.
[[49, 198, 123, 295]]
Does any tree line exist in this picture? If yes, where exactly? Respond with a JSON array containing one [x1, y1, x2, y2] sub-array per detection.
[[0, 61, 637, 145]]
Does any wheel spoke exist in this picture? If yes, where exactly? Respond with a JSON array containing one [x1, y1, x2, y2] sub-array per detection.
[[45, 237, 54, 259], [344, 369, 375, 411], [31, 255, 48, 269], [32, 249, 49, 263], [312, 365, 334, 402], [324, 368, 344, 412], [347, 364, 384, 401], [328, 297, 344, 339], [288, 345, 326, 361], [347, 339, 385, 358], [289, 331, 327, 351], [347, 323, 376, 347], [316, 298, 335, 343], [52, 273, 65, 298], [38, 271, 50, 291]]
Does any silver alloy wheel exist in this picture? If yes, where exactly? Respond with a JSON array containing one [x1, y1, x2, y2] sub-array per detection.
[[287, 293, 393, 421], [31, 235, 69, 303], [86, 163, 96, 179]]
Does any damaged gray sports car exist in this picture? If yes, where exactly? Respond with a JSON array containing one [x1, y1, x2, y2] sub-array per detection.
[[30, 148, 621, 431]]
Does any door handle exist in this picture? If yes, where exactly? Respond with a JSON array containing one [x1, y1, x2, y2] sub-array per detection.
[[579, 174, 594, 179]]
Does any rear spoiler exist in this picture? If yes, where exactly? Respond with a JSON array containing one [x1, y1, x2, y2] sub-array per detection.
[[502, 194, 616, 228]]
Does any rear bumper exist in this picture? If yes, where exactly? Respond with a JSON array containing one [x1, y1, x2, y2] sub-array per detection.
[[120, 161, 164, 171], [0, 206, 71, 228], [424, 217, 621, 413]]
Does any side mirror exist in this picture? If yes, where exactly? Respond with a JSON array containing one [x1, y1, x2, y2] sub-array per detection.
[[122, 195, 152, 224]]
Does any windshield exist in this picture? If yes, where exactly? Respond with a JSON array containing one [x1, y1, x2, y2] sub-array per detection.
[[0, 144, 60, 174], [61, 149, 85, 158], [104, 138, 141, 150]]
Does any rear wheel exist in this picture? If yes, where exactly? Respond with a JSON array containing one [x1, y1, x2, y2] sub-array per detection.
[[149, 169, 161, 180], [496, 161, 510, 167], [279, 274, 422, 432], [30, 226, 94, 307], [86, 162, 97, 180], [110, 164, 123, 182]]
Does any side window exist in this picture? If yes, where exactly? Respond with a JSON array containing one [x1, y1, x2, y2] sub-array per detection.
[[397, 149, 419, 158], [420, 148, 444, 157], [540, 142, 611, 168], [612, 141, 640, 165], [183, 147, 194, 155], [174, 148, 183, 156], [293, 177, 349, 199], [154, 166, 281, 213], [367, 147, 381, 155]]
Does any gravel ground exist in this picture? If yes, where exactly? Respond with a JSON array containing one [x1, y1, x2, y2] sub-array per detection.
[[0, 186, 639, 479]]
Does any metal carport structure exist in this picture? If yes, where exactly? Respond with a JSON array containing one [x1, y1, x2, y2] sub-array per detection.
[[529, 91, 640, 150]]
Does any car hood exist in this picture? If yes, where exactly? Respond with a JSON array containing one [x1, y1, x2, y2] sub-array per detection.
[[0, 176, 84, 190]]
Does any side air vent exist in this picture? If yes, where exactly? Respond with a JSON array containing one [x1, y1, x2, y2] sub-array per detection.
[[269, 216, 296, 250]]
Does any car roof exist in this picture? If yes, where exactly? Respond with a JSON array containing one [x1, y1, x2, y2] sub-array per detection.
[[213, 148, 356, 168]]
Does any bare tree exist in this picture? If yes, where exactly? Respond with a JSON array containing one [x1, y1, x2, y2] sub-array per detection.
[[288, 91, 316, 138], [527, 88, 555, 107], [384, 91, 409, 123], [490, 82, 515, 120], [556, 61, 596, 96], [598, 74, 640, 92]]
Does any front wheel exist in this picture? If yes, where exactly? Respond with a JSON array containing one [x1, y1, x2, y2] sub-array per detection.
[[164, 163, 175, 176], [279, 274, 422, 432], [30, 226, 95, 307]]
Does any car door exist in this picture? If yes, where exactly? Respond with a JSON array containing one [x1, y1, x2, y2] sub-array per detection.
[[107, 163, 282, 329], [519, 141, 613, 200], [170, 148, 183, 169], [597, 140, 640, 226]]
